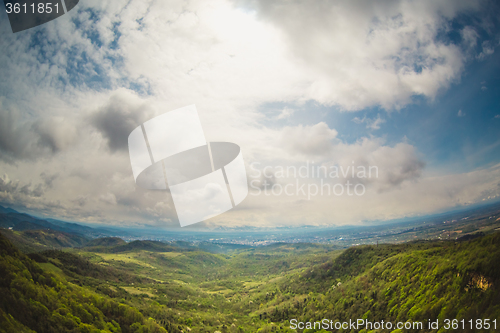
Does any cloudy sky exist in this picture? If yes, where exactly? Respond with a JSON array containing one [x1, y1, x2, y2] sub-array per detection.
[[0, 0, 499, 228]]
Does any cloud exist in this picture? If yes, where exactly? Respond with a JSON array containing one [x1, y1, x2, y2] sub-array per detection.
[[276, 107, 294, 120], [0, 104, 33, 160], [0, 0, 498, 227], [280, 122, 338, 156], [477, 40, 495, 60], [327, 138, 426, 190], [238, 0, 486, 110], [0, 99, 78, 161], [252, 122, 425, 192], [33, 117, 79, 153], [90, 89, 154, 152], [369, 116, 386, 130], [225, 160, 500, 227], [458, 109, 466, 117], [352, 117, 364, 124], [495, 115, 500, 119], [371, 143, 426, 189], [100, 193, 117, 205], [352, 114, 386, 130], [0, 174, 46, 200], [461, 26, 480, 50], [40, 173, 58, 188]]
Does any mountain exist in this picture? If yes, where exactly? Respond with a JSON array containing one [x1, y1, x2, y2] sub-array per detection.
[[0, 210, 57, 231], [44, 218, 97, 234], [266, 234, 500, 329], [0, 205, 114, 239], [0, 206, 75, 232], [84, 239, 182, 253], [84, 236, 126, 247], [170, 240, 252, 253], [0, 206, 18, 214], [1, 223, 500, 332], [0, 229, 89, 252], [0, 232, 168, 333]]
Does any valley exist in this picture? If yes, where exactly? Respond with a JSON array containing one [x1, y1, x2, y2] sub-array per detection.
[[1, 203, 500, 332]]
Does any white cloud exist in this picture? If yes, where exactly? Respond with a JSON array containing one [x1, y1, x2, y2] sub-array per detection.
[[352, 114, 386, 130], [477, 40, 495, 60], [100, 193, 117, 205], [213, 161, 500, 227], [276, 107, 294, 120], [0, 0, 498, 227], [238, 0, 483, 110], [280, 122, 338, 156], [458, 109, 466, 117]]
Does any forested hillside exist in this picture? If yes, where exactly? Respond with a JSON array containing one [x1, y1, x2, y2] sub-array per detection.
[[0, 232, 170, 333], [266, 236, 500, 332], [1, 230, 499, 332]]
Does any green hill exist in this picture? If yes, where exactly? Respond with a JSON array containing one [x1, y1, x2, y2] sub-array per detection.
[[86, 239, 183, 253], [85, 237, 127, 247], [1, 225, 500, 333], [171, 240, 252, 253], [0, 228, 89, 252], [0, 232, 168, 333], [259, 235, 500, 331]]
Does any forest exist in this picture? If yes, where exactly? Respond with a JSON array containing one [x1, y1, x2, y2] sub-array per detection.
[[0, 228, 499, 332]]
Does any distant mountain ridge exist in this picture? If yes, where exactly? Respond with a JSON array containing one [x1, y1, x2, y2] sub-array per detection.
[[0, 229, 89, 253], [0, 205, 112, 251], [0, 205, 112, 238], [85, 237, 126, 247], [83, 239, 183, 253]]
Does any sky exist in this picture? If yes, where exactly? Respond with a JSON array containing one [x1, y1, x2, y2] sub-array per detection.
[[0, 0, 499, 228]]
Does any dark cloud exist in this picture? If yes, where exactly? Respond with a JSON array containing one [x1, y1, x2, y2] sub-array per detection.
[[385, 158, 426, 187], [73, 196, 88, 207], [0, 102, 78, 161], [90, 90, 154, 152], [370, 143, 426, 191], [32, 118, 78, 153], [0, 106, 34, 161], [40, 172, 58, 188], [0, 174, 46, 198]]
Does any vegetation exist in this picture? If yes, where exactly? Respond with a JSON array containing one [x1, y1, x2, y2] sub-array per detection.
[[0, 229, 88, 253], [1, 228, 499, 332]]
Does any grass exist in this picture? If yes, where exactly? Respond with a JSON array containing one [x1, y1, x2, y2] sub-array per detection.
[[38, 262, 66, 280], [96, 252, 157, 268]]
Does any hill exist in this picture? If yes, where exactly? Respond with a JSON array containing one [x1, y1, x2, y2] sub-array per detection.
[[0, 205, 109, 238], [170, 240, 252, 253], [258, 235, 500, 331], [85, 236, 127, 247], [0, 232, 169, 333], [0, 228, 89, 252], [84, 239, 183, 253], [1, 221, 500, 332]]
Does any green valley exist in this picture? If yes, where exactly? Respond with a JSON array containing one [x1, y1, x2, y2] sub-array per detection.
[[1, 225, 499, 332]]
